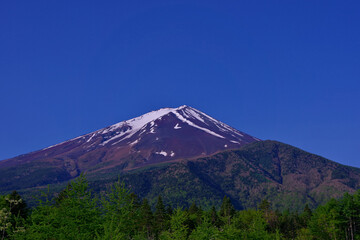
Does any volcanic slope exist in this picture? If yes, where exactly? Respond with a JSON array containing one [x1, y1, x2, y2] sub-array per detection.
[[0, 105, 259, 192], [99, 140, 360, 211]]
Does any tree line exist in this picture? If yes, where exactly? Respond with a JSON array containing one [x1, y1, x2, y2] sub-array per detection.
[[1, 174, 360, 239]]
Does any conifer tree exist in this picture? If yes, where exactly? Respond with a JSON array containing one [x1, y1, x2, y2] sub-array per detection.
[[186, 202, 200, 232], [300, 203, 312, 228], [166, 205, 173, 217], [160, 208, 189, 239], [129, 193, 141, 209], [101, 180, 139, 238], [54, 183, 72, 205], [259, 199, 271, 214], [188, 202, 199, 215], [155, 195, 168, 233], [140, 198, 154, 238], [210, 206, 221, 228], [220, 196, 235, 225]]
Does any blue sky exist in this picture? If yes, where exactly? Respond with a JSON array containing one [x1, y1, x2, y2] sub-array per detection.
[[1, 1, 359, 167]]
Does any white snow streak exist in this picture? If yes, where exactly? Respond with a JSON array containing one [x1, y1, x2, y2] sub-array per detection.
[[101, 129, 130, 146], [86, 133, 96, 143], [128, 139, 139, 145], [184, 108, 205, 123], [172, 111, 225, 139]]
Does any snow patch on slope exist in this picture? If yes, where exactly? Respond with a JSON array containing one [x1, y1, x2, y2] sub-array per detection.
[[155, 151, 167, 156]]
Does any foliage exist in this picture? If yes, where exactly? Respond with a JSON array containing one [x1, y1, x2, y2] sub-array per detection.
[[1, 174, 360, 239], [98, 180, 141, 239], [4, 141, 360, 215], [0, 191, 28, 239], [309, 190, 360, 240], [23, 173, 102, 239]]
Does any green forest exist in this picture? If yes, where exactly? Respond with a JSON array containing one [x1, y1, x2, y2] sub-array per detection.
[[1, 175, 360, 240]]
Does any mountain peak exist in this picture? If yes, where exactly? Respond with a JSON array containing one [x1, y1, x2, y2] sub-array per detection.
[[101, 105, 197, 136], [0, 106, 260, 177], [176, 105, 189, 110], [97, 105, 257, 146], [41, 105, 260, 155]]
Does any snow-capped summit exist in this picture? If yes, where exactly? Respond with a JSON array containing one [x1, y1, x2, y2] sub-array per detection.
[[90, 105, 258, 148], [1, 106, 260, 175]]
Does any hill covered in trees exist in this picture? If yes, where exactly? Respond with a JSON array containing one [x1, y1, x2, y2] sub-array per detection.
[[85, 140, 360, 212], [1, 174, 360, 239], [4, 140, 360, 214]]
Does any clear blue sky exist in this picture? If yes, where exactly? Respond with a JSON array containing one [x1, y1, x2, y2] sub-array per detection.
[[1, 1, 359, 167]]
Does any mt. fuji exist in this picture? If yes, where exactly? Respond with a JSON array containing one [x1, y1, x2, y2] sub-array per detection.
[[0, 106, 259, 191], [1, 106, 360, 211]]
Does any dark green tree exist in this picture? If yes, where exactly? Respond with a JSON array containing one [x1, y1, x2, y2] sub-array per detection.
[[140, 198, 154, 238], [259, 199, 271, 212], [155, 195, 169, 235], [278, 209, 301, 239], [188, 202, 199, 215], [166, 205, 173, 216], [219, 196, 235, 225], [54, 182, 72, 205], [129, 192, 141, 209], [186, 202, 201, 233], [210, 206, 221, 228], [300, 203, 312, 228]]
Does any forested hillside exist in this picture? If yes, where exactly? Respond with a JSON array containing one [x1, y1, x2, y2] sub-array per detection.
[[87, 141, 360, 212], [4, 140, 360, 214], [1, 175, 360, 239]]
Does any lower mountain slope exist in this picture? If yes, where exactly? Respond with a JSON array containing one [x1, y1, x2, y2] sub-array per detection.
[[88, 140, 360, 211], [2, 140, 359, 211]]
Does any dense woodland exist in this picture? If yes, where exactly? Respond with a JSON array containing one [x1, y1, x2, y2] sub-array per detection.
[[1, 174, 360, 240]]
